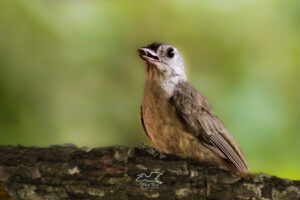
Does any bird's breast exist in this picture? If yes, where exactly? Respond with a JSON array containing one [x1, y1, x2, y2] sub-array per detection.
[[142, 82, 215, 161]]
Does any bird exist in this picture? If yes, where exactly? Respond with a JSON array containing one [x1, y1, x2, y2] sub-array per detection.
[[137, 42, 250, 176]]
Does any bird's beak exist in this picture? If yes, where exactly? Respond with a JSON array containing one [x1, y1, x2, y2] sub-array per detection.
[[137, 47, 160, 63]]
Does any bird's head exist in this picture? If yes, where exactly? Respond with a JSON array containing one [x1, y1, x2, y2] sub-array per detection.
[[138, 42, 186, 79]]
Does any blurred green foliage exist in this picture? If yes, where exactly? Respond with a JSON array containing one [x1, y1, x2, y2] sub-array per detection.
[[0, 0, 299, 179]]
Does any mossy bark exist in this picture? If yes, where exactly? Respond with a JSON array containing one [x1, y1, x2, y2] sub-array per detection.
[[0, 144, 299, 200]]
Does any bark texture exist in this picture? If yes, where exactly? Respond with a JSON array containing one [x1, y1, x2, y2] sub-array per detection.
[[0, 144, 299, 200]]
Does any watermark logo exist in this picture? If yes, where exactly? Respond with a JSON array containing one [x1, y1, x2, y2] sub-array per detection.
[[136, 172, 163, 188]]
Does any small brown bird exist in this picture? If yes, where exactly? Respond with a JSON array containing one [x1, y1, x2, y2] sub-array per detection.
[[138, 42, 250, 176]]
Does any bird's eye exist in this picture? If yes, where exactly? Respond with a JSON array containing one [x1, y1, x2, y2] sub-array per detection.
[[166, 48, 175, 58]]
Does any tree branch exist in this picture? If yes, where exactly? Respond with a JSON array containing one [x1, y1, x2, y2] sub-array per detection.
[[0, 144, 299, 200]]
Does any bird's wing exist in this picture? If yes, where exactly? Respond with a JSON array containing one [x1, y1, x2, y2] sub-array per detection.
[[170, 81, 250, 175], [140, 106, 151, 140]]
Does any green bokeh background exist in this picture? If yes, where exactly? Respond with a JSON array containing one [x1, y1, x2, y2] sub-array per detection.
[[0, 0, 299, 179]]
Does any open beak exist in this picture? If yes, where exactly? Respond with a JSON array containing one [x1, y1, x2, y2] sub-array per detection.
[[137, 47, 160, 63]]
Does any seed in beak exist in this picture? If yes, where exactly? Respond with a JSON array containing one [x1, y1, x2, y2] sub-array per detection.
[[138, 48, 160, 61]]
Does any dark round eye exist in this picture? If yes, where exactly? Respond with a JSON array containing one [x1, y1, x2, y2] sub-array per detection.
[[166, 48, 175, 58]]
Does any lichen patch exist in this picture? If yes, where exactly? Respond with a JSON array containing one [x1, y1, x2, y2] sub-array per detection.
[[175, 187, 191, 198], [68, 166, 80, 175]]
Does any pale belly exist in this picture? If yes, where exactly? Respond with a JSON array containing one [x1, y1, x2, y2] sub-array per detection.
[[142, 87, 216, 162]]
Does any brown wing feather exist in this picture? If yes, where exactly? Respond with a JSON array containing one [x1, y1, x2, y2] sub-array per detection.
[[140, 106, 151, 140], [170, 81, 250, 175]]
